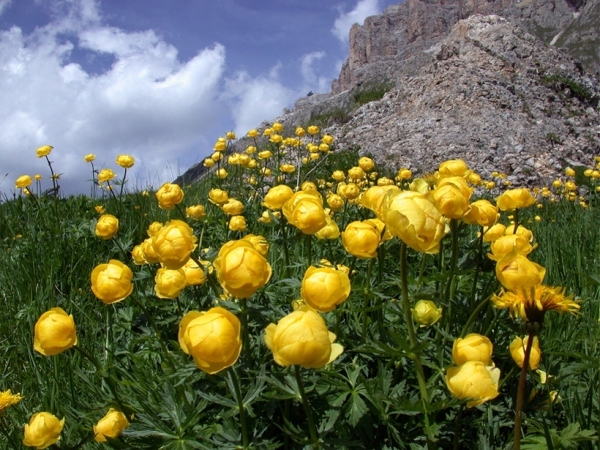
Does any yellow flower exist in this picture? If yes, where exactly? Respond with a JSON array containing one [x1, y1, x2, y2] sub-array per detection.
[[314, 215, 341, 240], [462, 199, 498, 227], [384, 190, 447, 254], [495, 250, 545, 291], [0, 390, 23, 413], [208, 188, 229, 205], [35, 145, 53, 158], [152, 220, 197, 270], [84, 153, 96, 162], [487, 234, 536, 261], [229, 215, 247, 232], [15, 175, 32, 189], [216, 168, 228, 179], [140, 238, 160, 264], [247, 129, 258, 138], [397, 168, 413, 180], [93, 408, 129, 443], [341, 220, 380, 258], [241, 234, 270, 256], [179, 307, 242, 374], [23, 412, 64, 449], [358, 156, 375, 172], [34, 174, 42, 181], [282, 191, 328, 235], [565, 167, 576, 177], [116, 154, 135, 169], [496, 188, 536, 211], [360, 185, 401, 219], [452, 333, 493, 366], [131, 244, 147, 265], [307, 125, 320, 135], [98, 169, 116, 183], [482, 223, 506, 242], [301, 266, 351, 312], [348, 166, 365, 180], [94, 205, 106, 214], [331, 170, 345, 182], [492, 285, 580, 322], [186, 204, 206, 220], [221, 198, 244, 216], [91, 260, 134, 304], [146, 221, 163, 237], [155, 182, 184, 209], [154, 268, 187, 299], [326, 193, 344, 212], [33, 308, 77, 356], [446, 361, 500, 408], [295, 126, 306, 137], [510, 335, 541, 370], [94, 214, 119, 240], [411, 300, 442, 327], [213, 239, 272, 298], [182, 259, 207, 286], [280, 163, 295, 174], [433, 176, 472, 219], [438, 159, 468, 179], [264, 305, 343, 368], [226, 131, 236, 140]]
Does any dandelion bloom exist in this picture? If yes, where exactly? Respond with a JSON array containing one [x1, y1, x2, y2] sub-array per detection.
[[116, 154, 135, 169], [264, 305, 343, 369], [446, 361, 500, 408], [35, 145, 53, 158], [91, 260, 134, 304], [23, 412, 64, 449], [301, 266, 351, 312], [33, 308, 77, 356], [0, 390, 23, 413], [179, 307, 242, 374], [93, 408, 129, 443], [155, 182, 184, 209], [510, 335, 541, 370]]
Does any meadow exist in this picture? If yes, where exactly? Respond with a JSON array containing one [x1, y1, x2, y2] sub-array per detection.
[[1, 127, 600, 449]]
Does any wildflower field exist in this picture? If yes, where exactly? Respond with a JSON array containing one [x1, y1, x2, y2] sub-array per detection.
[[2, 126, 600, 449]]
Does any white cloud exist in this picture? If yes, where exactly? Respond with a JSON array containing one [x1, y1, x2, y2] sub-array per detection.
[[300, 51, 330, 93], [332, 0, 381, 44], [0, 0, 226, 195], [0, 0, 12, 16]]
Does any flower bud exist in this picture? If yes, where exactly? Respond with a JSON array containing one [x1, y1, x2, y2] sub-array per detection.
[[411, 300, 442, 327]]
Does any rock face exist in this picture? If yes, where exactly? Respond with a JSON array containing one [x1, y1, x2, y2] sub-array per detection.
[[178, 1, 600, 187]]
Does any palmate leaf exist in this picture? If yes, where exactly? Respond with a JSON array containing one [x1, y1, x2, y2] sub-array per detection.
[[522, 422, 597, 449]]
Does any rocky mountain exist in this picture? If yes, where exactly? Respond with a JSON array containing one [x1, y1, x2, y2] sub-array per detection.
[[178, 0, 600, 187]]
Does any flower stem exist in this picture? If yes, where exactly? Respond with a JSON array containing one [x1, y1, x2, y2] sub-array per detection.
[[294, 365, 319, 448], [228, 366, 250, 448], [514, 330, 535, 450]]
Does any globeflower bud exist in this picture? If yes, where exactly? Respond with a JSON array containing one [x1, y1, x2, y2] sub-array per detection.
[[93, 408, 130, 443], [91, 260, 134, 304], [155, 182, 184, 209], [411, 300, 442, 327], [301, 266, 351, 312], [35, 145, 53, 158], [264, 305, 344, 369], [33, 308, 77, 356], [23, 412, 64, 448], [95, 214, 119, 240]]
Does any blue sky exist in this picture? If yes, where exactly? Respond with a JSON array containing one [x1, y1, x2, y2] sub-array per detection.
[[0, 0, 398, 195]]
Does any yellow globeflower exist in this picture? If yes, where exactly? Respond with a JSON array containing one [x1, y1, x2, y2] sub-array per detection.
[[146, 221, 163, 237], [280, 163, 295, 174], [384, 190, 447, 254], [116, 154, 135, 169], [94, 214, 119, 240], [496, 188, 536, 211], [241, 233, 270, 256], [509, 336, 541, 370], [15, 175, 32, 189], [213, 240, 272, 299], [221, 198, 244, 216], [247, 129, 258, 138], [263, 185, 294, 210], [84, 153, 96, 162], [264, 305, 343, 368], [155, 182, 184, 209], [446, 361, 500, 408], [565, 167, 576, 177], [314, 215, 341, 240], [495, 250, 545, 291], [33, 308, 77, 356], [360, 185, 401, 219], [131, 244, 147, 265], [326, 193, 344, 212], [482, 223, 506, 243], [179, 307, 242, 374], [35, 145, 53, 158], [93, 408, 130, 443], [301, 266, 351, 312], [341, 221, 380, 259], [229, 215, 247, 232], [462, 199, 498, 227], [282, 191, 328, 235], [452, 333, 493, 366], [438, 159, 469, 179], [307, 125, 320, 135], [23, 412, 64, 449], [295, 126, 306, 137], [208, 188, 229, 205], [186, 204, 206, 220], [140, 237, 160, 264], [411, 300, 442, 327], [98, 169, 116, 183], [358, 156, 375, 172], [488, 234, 536, 261], [154, 268, 187, 299], [347, 166, 364, 180], [152, 220, 197, 270], [433, 176, 472, 219], [182, 259, 207, 286], [91, 260, 134, 304]]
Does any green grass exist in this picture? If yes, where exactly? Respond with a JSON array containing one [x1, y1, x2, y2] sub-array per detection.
[[1, 142, 600, 449]]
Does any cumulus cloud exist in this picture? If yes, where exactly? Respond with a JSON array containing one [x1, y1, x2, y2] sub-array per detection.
[[0, 0, 225, 195], [332, 0, 381, 44], [300, 51, 330, 94]]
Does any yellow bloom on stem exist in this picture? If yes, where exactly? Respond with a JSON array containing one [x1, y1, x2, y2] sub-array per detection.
[[360, 185, 401, 219], [213, 239, 272, 299], [411, 300, 442, 327], [179, 307, 242, 374], [433, 176, 473, 219], [496, 188, 536, 211], [438, 159, 469, 179], [208, 188, 229, 205], [0, 389, 23, 413], [510, 335, 541, 370], [16, 175, 32, 189], [152, 220, 197, 270], [358, 156, 375, 172], [94, 205, 106, 215], [241, 234, 269, 256], [116, 154, 135, 169], [154, 268, 187, 299], [182, 259, 207, 286], [280, 163, 295, 173], [97, 169, 116, 183], [264, 305, 343, 368], [326, 193, 344, 212], [446, 361, 500, 408], [95, 214, 119, 240], [482, 223, 506, 242], [155, 182, 184, 209], [314, 214, 341, 240], [229, 215, 247, 232], [186, 204, 206, 220], [93, 408, 129, 443], [282, 191, 328, 235], [33, 308, 77, 356], [462, 199, 498, 227], [35, 145, 53, 158], [84, 153, 96, 162], [307, 125, 320, 135], [131, 244, 147, 265], [23, 412, 64, 449], [91, 260, 134, 304], [341, 220, 380, 258], [384, 190, 447, 254], [221, 198, 244, 216], [301, 266, 351, 312], [495, 250, 545, 291], [331, 170, 346, 182], [487, 234, 536, 261], [348, 166, 365, 180], [247, 128, 258, 138], [452, 333, 493, 366], [492, 285, 580, 322]]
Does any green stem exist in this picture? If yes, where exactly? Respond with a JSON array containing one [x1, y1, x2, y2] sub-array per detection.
[[469, 227, 485, 310], [443, 219, 459, 305], [294, 365, 319, 448], [306, 234, 312, 267], [460, 294, 492, 338], [119, 168, 128, 200], [240, 299, 251, 368], [514, 330, 535, 450], [362, 258, 374, 336], [400, 242, 434, 448], [228, 366, 250, 448], [280, 218, 290, 278]]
